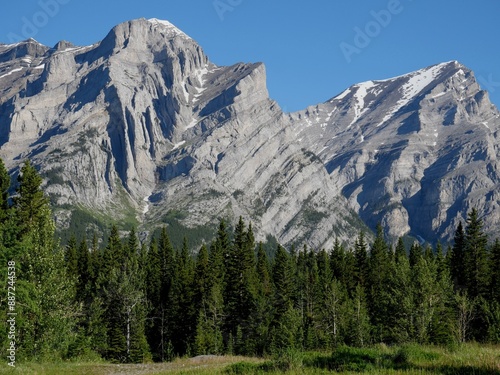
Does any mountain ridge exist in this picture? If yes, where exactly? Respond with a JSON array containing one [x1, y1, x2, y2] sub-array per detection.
[[0, 18, 498, 246]]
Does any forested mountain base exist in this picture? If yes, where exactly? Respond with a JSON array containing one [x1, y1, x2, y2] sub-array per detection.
[[1, 160, 500, 364]]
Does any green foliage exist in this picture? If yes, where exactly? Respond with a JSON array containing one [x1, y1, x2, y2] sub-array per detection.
[[159, 209, 215, 250], [1, 158, 500, 366], [464, 209, 489, 299], [6, 159, 79, 361]]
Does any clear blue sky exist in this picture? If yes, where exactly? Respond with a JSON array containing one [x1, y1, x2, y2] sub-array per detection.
[[1, 0, 500, 112]]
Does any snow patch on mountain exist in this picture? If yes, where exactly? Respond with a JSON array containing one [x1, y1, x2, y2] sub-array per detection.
[[148, 18, 191, 39], [378, 63, 448, 126], [347, 81, 375, 129], [0, 67, 23, 79]]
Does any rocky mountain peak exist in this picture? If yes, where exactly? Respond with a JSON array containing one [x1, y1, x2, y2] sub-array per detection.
[[147, 18, 192, 40], [291, 59, 500, 243], [0, 19, 499, 247]]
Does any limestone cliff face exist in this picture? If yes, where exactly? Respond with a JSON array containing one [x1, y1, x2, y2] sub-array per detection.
[[0, 19, 364, 247], [291, 61, 500, 242], [0, 19, 498, 246]]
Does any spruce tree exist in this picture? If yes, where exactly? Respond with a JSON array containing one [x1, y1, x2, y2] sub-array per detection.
[[384, 248, 414, 343], [450, 221, 466, 288], [14, 160, 49, 235], [395, 237, 407, 263], [0, 157, 11, 222], [14, 160, 78, 359], [367, 224, 390, 341], [101, 225, 123, 276], [170, 237, 195, 356], [302, 248, 319, 349], [490, 239, 500, 304], [194, 242, 225, 355], [354, 232, 368, 288], [76, 237, 90, 302], [330, 239, 356, 295], [463, 209, 489, 299], [409, 242, 423, 268], [152, 227, 176, 360], [252, 242, 273, 354], [104, 228, 150, 362], [145, 237, 162, 361], [272, 245, 294, 318], [66, 234, 79, 279], [224, 217, 258, 354], [194, 244, 211, 309], [223, 217, 245, 336]]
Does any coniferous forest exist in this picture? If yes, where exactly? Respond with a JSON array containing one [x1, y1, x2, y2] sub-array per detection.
[[1, 159, 500, 364]]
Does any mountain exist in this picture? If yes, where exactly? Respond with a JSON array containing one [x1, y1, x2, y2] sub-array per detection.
[[291, 61, 500, 242], [0, 18, 498, 246]]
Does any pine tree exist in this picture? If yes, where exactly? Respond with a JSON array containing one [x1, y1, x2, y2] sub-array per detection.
[[423, 245, 434, 262], [346, 284, 371, 347], [170, 237, 195, 356], [66, 234, 79, 279], [412, 256, 446, 344], [269, 303, 302, 353], [0, 158, 11, 222], [223, 217, 258, 354], [435, 242, 448, 282], [101, 225, 123, 276], [463, 209, 489, 299], [145, 237, 162, 360], [250, 242, 273, 355], [429, 259, 455, 345], [302, 248, 319, 349], [272, 245, 294, 318], [76, 237, 90, 302], [147, 227, 176, 361], [354, 232, 368, 288], [490, 239, 500, 304], [330, 239, 356, 296], [317, 278, 348, 347], [409, 242, 423, 268], [224, 217, 245, 336], [14, 160, 78, 359], [14, 160, 49, 235], [194, 257, 225, 355], [395, 237, 407, 263], [384, 248, 414, 343], [212, 220, 229, 284], [450, 221, 466, 289], [103, 228, 150, 362], [194, 244, 211, 309], [367, 224, 390, 342], [256, 242, 272, 297]]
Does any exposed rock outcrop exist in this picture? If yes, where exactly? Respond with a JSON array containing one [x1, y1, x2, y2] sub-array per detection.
[[0, 19, 498, 246]]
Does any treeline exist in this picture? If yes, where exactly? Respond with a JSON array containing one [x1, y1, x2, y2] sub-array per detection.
[[1, 160, 500, 363]]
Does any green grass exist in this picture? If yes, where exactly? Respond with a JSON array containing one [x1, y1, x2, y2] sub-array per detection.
[[218, 344, 500, 374], [1, 344, 499, 375]]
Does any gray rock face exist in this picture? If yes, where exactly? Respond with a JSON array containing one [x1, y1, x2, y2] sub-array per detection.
[[0, 19, 499, 246], [0, 18, 365, 248], [291, 61, 500, 242]]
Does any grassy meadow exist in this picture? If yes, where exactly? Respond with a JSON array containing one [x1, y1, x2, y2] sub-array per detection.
[[0, 343, 499, 374]]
